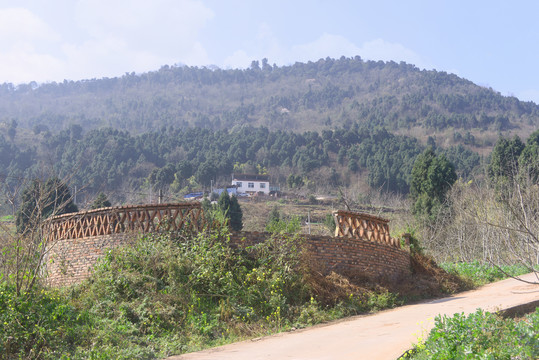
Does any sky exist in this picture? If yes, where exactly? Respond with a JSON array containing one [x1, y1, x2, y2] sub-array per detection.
[[1, 0, 539, 103]]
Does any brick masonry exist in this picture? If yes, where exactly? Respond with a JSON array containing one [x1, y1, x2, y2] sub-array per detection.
[[44, 233, 134, 286], [44, 230, 410, 287], [228, 231, 411, 280]]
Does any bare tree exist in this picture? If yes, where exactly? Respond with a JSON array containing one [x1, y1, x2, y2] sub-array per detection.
[[0, 173, 27, 217], [0, 175, 79, 295], [423, 177, 539, 284]]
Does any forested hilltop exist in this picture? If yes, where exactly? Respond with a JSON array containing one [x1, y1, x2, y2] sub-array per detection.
[[1, 56, 538, 144]]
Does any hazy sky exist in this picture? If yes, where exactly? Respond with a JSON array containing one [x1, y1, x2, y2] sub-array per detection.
[[1, 0, 539, 103]]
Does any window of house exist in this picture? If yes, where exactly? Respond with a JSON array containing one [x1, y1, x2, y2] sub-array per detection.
[[236, 182, 242, 187], [260, 183, 266, 188], [248, 182, 254, 188]]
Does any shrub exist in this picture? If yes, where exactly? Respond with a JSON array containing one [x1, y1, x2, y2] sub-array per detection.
[[0, 282, 88, 359], [67, 222, 311, 357], [406, 309, 539, 359], [265, 215, 302, 234], [323, 213, 336, 234], [267, 206, 281, 225]]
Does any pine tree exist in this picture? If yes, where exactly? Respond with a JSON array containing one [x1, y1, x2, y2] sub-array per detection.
[[217, 191, 243, 231], [16, 177, 78, 234], [229, 194, 243, 231], [410, 148, 457, 221], [90, 192, 111, 209]]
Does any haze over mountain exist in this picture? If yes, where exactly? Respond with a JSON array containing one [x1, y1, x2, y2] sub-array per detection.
[[2, 1, 539, 104], [1, 56, 537, 148]]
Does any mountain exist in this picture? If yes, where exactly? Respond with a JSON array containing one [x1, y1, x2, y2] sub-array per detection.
[[0, 57, 538, 208], [1, 56, 537, 147]]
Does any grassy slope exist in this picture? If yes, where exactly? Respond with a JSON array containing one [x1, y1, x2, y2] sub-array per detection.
[[0, 220, 469, 359]]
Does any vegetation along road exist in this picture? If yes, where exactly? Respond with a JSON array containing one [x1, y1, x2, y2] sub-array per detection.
[[170, 273, 539, 360]]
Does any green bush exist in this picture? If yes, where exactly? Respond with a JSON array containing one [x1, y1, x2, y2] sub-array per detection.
[[401, 226, 423, 254], [65, 224, 312, 357], [323, 214, 336, 234], [0, 282, 89, 359], [406, 308, 539, 359], [265, 215, 302, 234]]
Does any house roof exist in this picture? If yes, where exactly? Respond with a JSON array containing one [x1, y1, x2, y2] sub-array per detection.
[[232, 173, 269, 182]]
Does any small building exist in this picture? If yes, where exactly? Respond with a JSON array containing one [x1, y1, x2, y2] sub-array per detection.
[[212, 186, 238, 197], [232, 174, 270, 195], [183, 191, 204, 200]]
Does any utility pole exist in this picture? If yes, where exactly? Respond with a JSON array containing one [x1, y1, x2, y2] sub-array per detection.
[[308, 210, 311, 235]]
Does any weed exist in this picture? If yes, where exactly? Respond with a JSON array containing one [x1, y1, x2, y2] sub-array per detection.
[[0, 282, 89, 359]]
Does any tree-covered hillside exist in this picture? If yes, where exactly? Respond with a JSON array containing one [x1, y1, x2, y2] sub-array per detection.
[[1, 57, 538, 144], [2, 56, 538, 212], [0, 123, 482, 209]]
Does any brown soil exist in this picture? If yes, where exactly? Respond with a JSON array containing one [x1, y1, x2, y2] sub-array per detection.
[[300, 251, 470, 307]]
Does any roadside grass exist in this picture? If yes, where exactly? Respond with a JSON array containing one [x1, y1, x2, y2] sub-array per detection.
[[402, 308, 539, 359], [440, 261, 530, 287]]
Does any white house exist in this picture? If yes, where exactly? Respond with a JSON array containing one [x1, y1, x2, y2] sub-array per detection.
[[232, 174, 270, 195]]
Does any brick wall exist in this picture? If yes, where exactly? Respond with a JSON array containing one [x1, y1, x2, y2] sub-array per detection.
[[44, 233, 134, 287], [304, 234, 410, 280], [228, 231, 410, 280], [45, 230, 410, 287]]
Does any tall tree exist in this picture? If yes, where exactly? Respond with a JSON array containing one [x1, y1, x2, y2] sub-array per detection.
[[518, 129, 539, 184], [488, 135, 525, 184], [217, 190, 243, 231], [410, 147, 457, 221], [16, 177, 78, 234]]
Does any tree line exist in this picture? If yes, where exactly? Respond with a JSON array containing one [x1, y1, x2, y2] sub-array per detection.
[[1, 123, 484, 211]]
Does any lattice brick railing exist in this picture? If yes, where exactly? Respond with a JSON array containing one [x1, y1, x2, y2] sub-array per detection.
[[43, 202, 204, 242], [333, 210, 400, 248]]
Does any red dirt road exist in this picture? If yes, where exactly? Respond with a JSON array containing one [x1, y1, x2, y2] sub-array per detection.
[[169, 273, 539, 360]]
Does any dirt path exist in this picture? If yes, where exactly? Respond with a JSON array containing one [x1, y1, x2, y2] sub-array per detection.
[[169, 273, 539, 360]]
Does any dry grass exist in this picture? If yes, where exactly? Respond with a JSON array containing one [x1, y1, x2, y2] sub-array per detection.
[[402, 252, 472, 297], [299, 250, 469, 308], [239, 195, 413, 237], [239, 198, 339, 235]]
